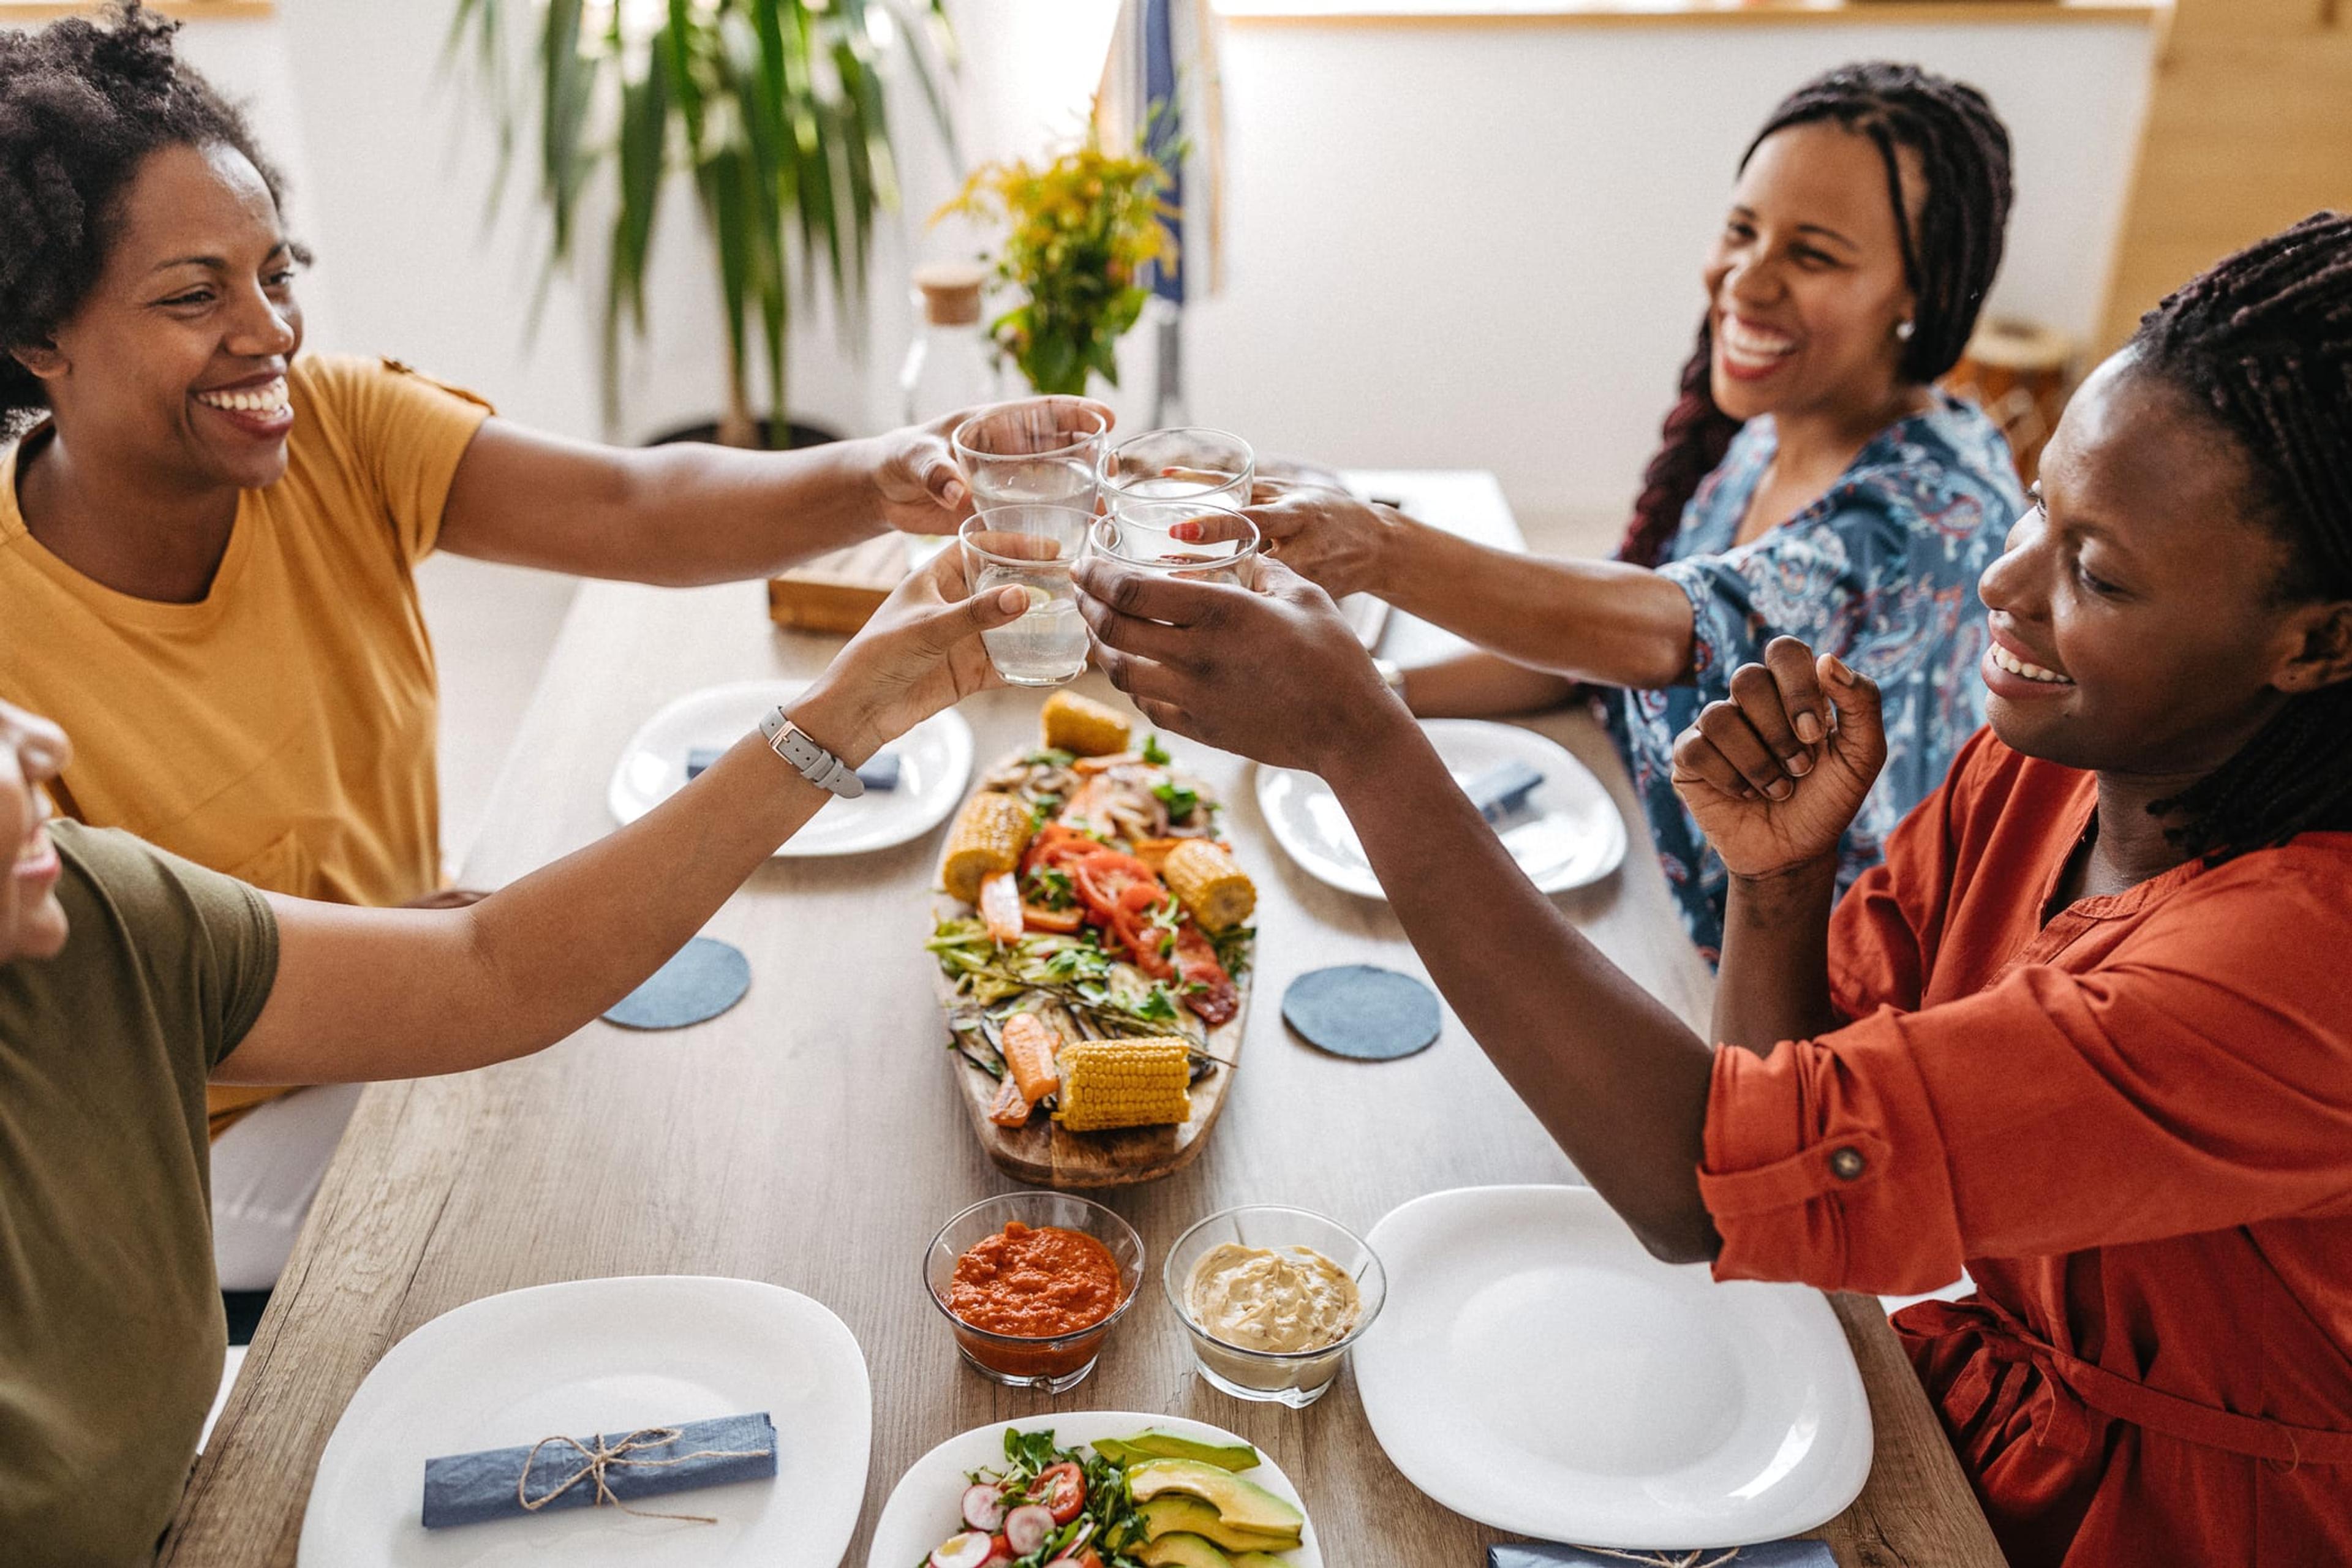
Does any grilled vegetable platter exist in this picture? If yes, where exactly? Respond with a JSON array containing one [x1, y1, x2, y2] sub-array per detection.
[[927, 692, 1256, 1188]]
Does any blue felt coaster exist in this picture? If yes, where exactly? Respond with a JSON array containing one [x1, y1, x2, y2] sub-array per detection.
[[1281, 965, 1441, 1061], [1490, 1542, 1834, 1567], [603, 937, 751, 1031]]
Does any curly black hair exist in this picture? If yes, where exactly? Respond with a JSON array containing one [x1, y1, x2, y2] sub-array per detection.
[[1618, 62, 2015, 568], [2133, 213, 2352, 861], [0, 1, 300, 437]]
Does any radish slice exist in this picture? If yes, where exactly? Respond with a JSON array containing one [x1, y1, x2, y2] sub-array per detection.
[[930, 1532, 995, 1568], [1003, 1504, 1055, 1555], [961, 1483, 1008, 1532]]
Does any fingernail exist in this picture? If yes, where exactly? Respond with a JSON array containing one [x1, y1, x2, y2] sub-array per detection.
[[944, 480, 967, 507], [1767, 778, 1793, 801], [1826, 656, 1856, 685], [1785, 751, 1812, 777], [1794, 712, 1823, 745], [997, 586, 1028, 613]]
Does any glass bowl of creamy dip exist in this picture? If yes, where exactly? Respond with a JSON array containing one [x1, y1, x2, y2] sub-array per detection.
[[1163, 1204, 1387, 1407]]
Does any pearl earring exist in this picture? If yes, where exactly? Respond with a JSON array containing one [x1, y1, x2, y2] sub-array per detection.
[[1895, 320, 1916, 342]]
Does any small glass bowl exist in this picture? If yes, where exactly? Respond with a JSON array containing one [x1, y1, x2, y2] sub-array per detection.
[[925, 1192, 1145, 1393], [1163, 1204, 1387, 1408]]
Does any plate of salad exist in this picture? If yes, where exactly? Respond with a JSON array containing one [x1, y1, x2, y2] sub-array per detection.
[[866, 1412, 1321, 1568]]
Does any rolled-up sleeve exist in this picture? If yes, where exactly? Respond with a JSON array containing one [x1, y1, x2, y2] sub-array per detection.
[[1658, 487, 1906, 688], [1700, 864, 2352, 1295]]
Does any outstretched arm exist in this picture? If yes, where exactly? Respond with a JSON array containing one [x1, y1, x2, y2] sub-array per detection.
[[1240, 485, 1696, 690], [435, 398, 1110, 586], [215, 554, 1025, 1085]]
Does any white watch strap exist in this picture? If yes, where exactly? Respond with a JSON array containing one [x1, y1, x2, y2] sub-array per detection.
[[759, 707, 866, 799]]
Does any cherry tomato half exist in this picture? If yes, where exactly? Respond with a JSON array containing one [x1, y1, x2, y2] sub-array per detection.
[[1036, 1460, 1087, 1524]]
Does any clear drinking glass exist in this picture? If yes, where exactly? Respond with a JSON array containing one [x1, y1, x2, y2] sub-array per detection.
[[962, 506, 1095, 687], [952, 400, 1109, 510], [1090, 504, 1263, 587], [1101, 427, 1255, 515]]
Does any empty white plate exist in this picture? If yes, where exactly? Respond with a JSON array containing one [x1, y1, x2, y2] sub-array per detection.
[[1355, 1186, 1871, 1548], [301, 1276, 872, 1567], [1255, 720, 1627, 900], [609, 679, 972, 857], [866, 1411, 1322, 1568]]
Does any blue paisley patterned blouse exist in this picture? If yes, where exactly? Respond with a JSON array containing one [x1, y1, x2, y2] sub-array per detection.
[[1608, 390, 2025, 962]]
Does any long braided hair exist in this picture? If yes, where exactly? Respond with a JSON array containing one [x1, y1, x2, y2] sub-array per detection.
[[2135, 213, 2352, 860], [1618, 62, 2014, 567], [0, 2, 298, 439]]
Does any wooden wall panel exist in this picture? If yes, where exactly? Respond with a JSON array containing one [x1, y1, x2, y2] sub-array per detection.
[[2099, 0, 2352, 350]]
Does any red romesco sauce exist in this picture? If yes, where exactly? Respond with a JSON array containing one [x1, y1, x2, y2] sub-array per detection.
[[951, 1222, 1124, 1337]]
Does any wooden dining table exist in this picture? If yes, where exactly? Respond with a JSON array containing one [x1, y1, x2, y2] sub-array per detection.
[[163, 472, 2003, 1567]]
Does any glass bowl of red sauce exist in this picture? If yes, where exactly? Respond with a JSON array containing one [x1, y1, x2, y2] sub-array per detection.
[[924, 1193, 1145, 1392]]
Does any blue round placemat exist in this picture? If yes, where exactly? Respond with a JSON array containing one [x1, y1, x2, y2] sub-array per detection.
[[603, 937, 751, 1031], [1281, 965, 1441, 1061]]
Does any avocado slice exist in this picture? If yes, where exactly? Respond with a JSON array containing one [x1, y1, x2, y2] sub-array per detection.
[[1126, 1459, 1306, 1537], [1137, 1495, 1303, 1554], [1097, 1428, 1262, 1473], [1134, 1535, 1236, 1568]]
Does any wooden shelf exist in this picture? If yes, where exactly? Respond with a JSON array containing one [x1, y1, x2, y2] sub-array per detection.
[[1216, 0, 2164, 27], [0, 1, 273, 21]]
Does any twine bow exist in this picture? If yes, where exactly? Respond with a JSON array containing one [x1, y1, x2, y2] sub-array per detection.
[[1572, 1550, 1743, 1567], [515, 1426, 769, 1525]]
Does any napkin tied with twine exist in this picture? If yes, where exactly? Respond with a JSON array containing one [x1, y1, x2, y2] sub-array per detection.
[[421, 1411, 778, 1529]]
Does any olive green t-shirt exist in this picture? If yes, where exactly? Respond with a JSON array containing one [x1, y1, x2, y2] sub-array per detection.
[[1, 821, 279, 1566]]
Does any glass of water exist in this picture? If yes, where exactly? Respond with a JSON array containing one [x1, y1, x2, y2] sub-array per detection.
[[961, 506, 1096, 687], [1100, 428, 1255, 516], [1090, 503, 1263, 588], [953, 401, 1109, 510]]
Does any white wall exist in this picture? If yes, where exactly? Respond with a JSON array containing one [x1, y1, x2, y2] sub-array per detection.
[[51, 6, 2152, 540]]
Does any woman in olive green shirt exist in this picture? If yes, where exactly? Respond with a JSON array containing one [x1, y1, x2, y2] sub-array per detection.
[[0, 553, 1023, 1567]]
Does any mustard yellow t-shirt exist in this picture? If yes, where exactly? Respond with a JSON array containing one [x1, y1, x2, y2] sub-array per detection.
[[0, 355, 491, 1132]]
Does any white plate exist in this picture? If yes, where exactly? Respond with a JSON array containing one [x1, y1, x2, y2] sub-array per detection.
[[867, 1411, 1323, 1568], [1254, 720, 1627, 899], [301, 1276, 872, 1568], [1355, 1186, 1871, 1548], [609, 680, 972, 857]]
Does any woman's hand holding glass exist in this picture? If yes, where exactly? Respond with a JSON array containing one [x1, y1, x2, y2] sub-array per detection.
[[1668, 636, 1887, 880], [1072, 554, 1405, 777], [1237, 480, 1397, 600], [870, 396, 1114, 534]]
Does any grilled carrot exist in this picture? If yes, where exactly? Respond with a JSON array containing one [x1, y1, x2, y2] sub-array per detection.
[[1000, 1011, 1063, 1106], [978, 870, 1025, 946], [987, 1072, 1033, 1126]]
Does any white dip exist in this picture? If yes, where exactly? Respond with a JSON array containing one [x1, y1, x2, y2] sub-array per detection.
[[1187, 1243, 1362, 1353]]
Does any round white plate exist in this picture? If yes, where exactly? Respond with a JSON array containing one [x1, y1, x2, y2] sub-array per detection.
[[1254, 720, 1627, 900], [1355, 1186, 1872, 1548], [609, 680, 972, 858], [301, 1276, 872, 1568], [867, 1411, 1323, 1568]]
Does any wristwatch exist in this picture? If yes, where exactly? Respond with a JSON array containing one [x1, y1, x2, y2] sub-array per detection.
[[758, 706, 866, 799]]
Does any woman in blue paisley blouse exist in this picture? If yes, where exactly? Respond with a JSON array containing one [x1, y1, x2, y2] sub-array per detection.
[[1240, 62, 2026, 960]]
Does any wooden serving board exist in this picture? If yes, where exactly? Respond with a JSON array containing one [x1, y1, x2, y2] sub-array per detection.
[[766, 534, 911, 633], [932, 957, 1251, 1189]]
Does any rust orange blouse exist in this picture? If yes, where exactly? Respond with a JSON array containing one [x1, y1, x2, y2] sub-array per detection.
[[1697, 729, 2352, 1566]]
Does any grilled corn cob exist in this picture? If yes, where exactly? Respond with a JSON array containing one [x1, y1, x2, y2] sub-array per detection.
[[1054, 1038, 1192, 1131], [1163, 840, 1256, 933], [941, 792, 1036, 904], [1040, 690, 1132, 758]]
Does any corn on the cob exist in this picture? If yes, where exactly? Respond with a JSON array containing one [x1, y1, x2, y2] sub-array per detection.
[[1041, 690, 1131, 758], [1163, 840, 1256, 933], [941, 792, 1036, 904], [1054, 1038, 1192, 1131]]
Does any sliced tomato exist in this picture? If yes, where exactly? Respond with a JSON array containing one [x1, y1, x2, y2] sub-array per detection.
[[981, 1532, 1016, 1567], [1035, 1460, 1086, 1523], [1174, 926, 1238, 1024], [1022, 904, 1085, 935]]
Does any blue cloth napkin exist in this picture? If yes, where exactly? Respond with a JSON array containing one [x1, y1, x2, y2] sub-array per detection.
[[422, 1411, 778, 1529], [1489, 1542, 1836, 1567]]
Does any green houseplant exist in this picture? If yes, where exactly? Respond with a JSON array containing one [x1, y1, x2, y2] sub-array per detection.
[[451, 0, 957, 446]]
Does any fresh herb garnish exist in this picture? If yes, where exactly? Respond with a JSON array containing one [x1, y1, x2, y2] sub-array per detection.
[[1141, 733, 1170, 766], [1152, 780, 1199, 821]]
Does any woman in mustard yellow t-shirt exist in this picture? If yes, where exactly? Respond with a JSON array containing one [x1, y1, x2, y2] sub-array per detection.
[[0, 7, 1099, 1291]]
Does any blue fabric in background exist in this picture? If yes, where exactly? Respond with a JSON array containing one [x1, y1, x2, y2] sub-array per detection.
[[1490, 1541, 1836, 1568], [1144, 0, 1183, 304]]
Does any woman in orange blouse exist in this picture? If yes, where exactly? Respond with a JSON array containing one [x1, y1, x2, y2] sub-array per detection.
[[1074, 213, 2352, 1564]]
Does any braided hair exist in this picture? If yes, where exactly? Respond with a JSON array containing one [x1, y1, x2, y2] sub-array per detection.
[[2135, 213, 2352, 860], [1618, 62, 2013, 567], [0, 2, 298, 438]]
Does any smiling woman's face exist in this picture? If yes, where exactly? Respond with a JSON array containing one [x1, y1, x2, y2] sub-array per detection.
[[26, 141, 303, 491], [2, 701, 72, 965], [1703, 121, 1920, 424], [1975, 352, 2340, 780]]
